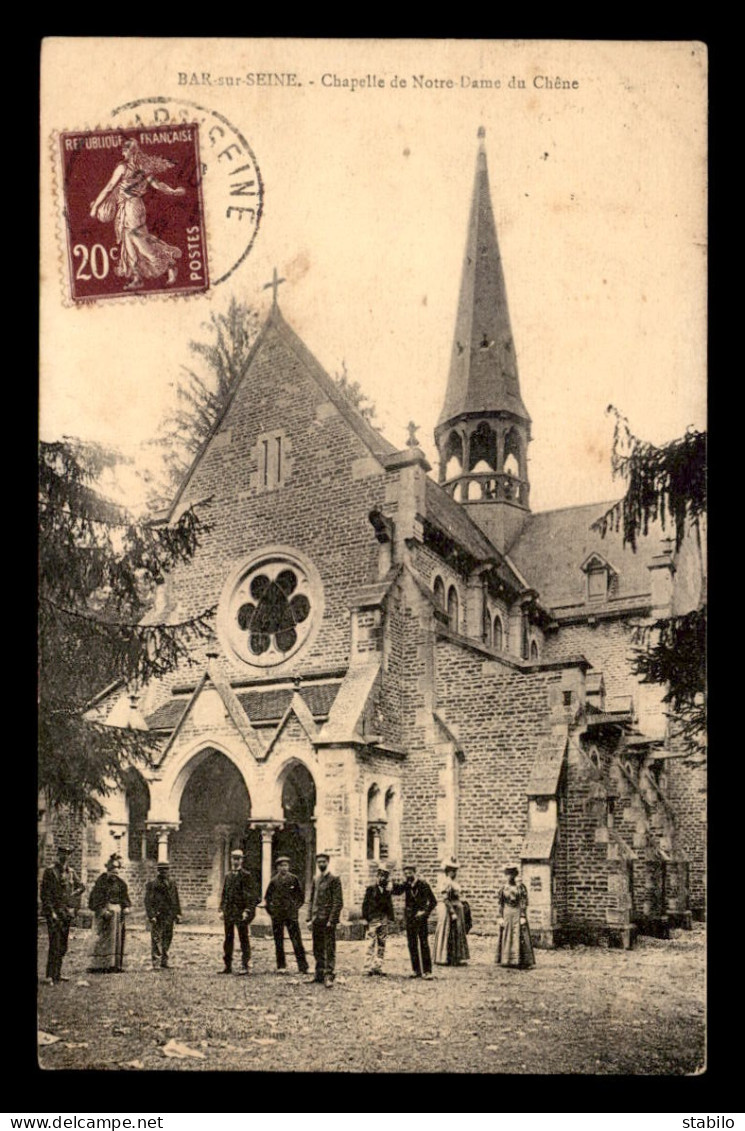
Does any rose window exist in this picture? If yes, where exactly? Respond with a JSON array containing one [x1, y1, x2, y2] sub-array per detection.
[[219, 550, 321, 668], [237, 569, 310, 656]]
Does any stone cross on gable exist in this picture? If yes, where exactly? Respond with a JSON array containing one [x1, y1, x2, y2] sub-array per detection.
[[263, 267, 286, 307]]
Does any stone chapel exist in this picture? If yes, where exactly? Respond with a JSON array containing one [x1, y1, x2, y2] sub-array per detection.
[[43, 132, 706, 945]]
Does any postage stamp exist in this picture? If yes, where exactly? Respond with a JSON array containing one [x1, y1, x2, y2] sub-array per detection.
[[110, 98, 263, 287], [59, 125, 209, 303]]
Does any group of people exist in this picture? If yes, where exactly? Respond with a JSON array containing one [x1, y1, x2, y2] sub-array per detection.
[[40, 844, 535, 987]]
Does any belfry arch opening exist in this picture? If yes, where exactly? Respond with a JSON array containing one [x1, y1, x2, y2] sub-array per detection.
[[468, 422, 497, 472], [503, 428, 522, 478], [170, 749, 251, 910], [443, 431, 464, 480]]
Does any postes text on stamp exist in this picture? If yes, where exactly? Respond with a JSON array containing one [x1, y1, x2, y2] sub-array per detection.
[[60, 126, 209, 303]]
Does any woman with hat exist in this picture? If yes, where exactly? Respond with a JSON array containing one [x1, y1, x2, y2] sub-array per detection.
[[433, 856, 470, 967], [495, 865, 535, 969], [88, 853, 131, 973]]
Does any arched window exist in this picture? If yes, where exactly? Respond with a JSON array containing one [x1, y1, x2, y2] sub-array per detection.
[[447, 586, 459, 631], [521, 611, 530, 659], [367, 784, 383, 860], [382, 786, 399, 862], [530, 640, 539, 661], [444, 431, 464, 480], [493, 615, 504, 651], [503, 428, 522, 477], [433, 576, 445, 611], [468, 421, 497, 471]]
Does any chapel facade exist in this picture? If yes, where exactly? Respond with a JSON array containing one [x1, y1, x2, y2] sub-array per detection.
[[41, 133, 706, 944]]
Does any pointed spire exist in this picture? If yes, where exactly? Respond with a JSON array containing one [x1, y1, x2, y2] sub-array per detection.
[[438, 129, 530, 427]]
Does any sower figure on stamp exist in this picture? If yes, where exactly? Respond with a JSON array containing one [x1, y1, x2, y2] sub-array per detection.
[[362, 864, 395, 977], [145, 862, 182, 970], [219, 849, 260, 975], [40, 843, 85, 985], [264, 856, 309, 975], [307, 851, 343, 988], [391, 864, 437, 979], [89, 138, 185, 291]]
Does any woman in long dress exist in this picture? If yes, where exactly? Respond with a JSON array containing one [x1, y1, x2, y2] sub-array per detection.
[[433, 858, 470, 966], [89, 138, 185, 290], [495, 865, 535, 969], [88, 853, 131, 973]]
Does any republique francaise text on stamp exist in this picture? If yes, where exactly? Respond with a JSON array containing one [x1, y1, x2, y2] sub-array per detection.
[[60, 125, 209, 303]]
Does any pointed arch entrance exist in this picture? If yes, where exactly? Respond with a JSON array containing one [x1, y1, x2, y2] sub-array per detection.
[[170, 748, 252, 909], [274, 761, 317, 899]]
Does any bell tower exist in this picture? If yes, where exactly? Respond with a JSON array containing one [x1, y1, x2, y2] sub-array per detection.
[[435, 128, 532, 554]]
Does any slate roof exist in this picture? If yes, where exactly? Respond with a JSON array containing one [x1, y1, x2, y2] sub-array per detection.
[[238, 683, 340, 724], [146, 681, 341, 731], [166, 306, 396, 521], [507, 500, 660, 614], [423, 477, 499, 562], [438, 139, 530, 427]]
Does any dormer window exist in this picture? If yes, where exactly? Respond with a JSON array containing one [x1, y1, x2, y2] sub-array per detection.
[[587, 568, 607, 600], [580, 552, 617, 603]]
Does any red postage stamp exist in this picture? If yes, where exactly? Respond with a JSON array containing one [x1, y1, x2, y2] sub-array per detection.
[[59, 125, 209, 302]]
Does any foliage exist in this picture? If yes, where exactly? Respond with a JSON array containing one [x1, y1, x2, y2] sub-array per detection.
[[334, 360, 377, 423], [592, 407, 706, 551], [592, 408, 707, 763], [147, 297, 262, 505], [39, 438, 215, 818], [631, 608, 707, 764], [147, 301, 378, 510]]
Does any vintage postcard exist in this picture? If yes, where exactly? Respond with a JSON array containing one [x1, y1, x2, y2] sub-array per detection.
[[38, 38, 706, 1077]]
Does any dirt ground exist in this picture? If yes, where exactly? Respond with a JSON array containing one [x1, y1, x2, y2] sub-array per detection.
[[37, 921, 705, 1074]]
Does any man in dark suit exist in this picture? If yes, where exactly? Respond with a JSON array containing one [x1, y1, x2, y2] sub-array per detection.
[[219, 849, 260, 975], [264, 855, 309, 975], [145, 862, 182, 969], [306, 851, 343, 987], [362, 864, 395, 976], [392, 864, 437, 979], [40, 843, 85, 985]]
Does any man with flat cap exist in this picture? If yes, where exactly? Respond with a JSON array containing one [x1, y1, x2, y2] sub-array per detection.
[[219, 849, 260, 975], [145, 862, 182, 970], [362, 864, 395, 976], [264, 856, 309, 975], [306, 851, 343, 987], [391, 864, 437, 979], [40, 843, 85, 984]]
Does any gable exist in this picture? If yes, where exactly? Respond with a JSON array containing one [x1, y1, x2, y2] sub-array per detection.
[[148, 311, 402, 685], [170, 308, 395, 521]]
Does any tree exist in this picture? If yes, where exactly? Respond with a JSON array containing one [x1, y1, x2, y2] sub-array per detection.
[[147, 296, 262, 505], [334, 359, 377, 423], [593, 407, 707, 762], [39, 438, 215, 818], [146, 298, 378, 508]]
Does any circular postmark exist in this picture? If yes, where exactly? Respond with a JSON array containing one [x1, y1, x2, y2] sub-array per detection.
[[110, 97, 263, 287]]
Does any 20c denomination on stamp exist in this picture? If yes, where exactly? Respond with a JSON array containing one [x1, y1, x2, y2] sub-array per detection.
[[60, 125, 209, 303]]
